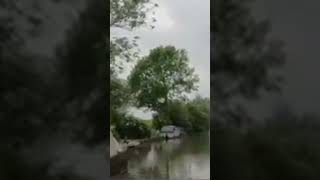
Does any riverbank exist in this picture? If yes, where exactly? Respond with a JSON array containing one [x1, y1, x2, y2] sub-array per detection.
[[111, 136, 177, 176], [110, 133, 210, 179], [112, 136, 163, 158], [110, 136, 164, 176], [110, 133, 200, 175], [110, 129, 207, 158]]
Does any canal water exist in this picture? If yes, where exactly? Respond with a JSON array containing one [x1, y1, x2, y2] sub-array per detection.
[[111, 132, 210, 180]]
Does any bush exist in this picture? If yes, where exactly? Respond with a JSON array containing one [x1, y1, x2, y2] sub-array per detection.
[[115, 115, 151, 139]]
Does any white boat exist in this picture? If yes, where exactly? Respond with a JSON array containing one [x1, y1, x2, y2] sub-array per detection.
[[160, 125, 184, 139]]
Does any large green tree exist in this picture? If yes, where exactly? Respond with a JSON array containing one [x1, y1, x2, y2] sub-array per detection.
[[128, 46, 199, 112]]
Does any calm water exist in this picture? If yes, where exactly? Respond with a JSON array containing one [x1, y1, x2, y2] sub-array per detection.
[[111, 133, 210, 180]]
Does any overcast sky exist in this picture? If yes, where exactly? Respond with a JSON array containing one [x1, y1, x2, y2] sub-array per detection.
[[112, 0, 210, 119]]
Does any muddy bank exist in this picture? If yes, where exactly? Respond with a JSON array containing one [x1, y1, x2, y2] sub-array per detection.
[[110, 137, 164, 176]]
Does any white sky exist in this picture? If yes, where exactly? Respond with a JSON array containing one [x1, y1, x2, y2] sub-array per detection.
[[112, 0, 210, 119]]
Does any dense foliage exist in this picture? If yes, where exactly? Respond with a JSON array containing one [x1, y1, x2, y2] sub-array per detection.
[[129, 46, 199, 112], [152, 96, 210, 133], [115, 115, 151, 139]]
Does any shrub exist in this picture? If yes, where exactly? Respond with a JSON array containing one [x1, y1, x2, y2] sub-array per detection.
[[115, 115, 151, 139]]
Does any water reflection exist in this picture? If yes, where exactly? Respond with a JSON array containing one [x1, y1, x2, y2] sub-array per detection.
[[111, 133, 210, 180]]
